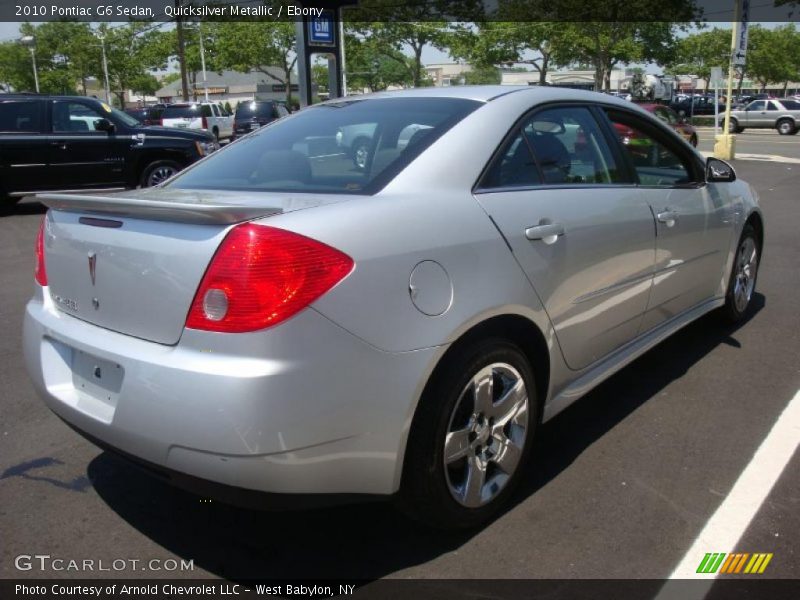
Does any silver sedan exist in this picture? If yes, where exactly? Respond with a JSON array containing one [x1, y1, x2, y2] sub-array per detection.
[[24, 87, 763, 529]]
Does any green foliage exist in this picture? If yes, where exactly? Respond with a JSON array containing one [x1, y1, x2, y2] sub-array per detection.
[[746, 24, 800, 92], [213, 22, 296, 102], [344, 35, 416, 92], [665, 28, 730, 91]]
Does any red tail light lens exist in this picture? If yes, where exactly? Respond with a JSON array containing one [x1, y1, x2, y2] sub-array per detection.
[[34, 215, 47, 286], [201, 116, 208, 129], [186, 224, 354, 333]]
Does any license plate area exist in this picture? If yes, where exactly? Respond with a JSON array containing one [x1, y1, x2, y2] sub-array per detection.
[[71, 349, 124, 422]]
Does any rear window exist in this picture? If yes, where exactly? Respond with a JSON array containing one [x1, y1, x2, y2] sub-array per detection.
[[168, 97, 481, 195], [162, 104, 211, 118], [235, 102, 275, 118], [0, 99, 43, 132]]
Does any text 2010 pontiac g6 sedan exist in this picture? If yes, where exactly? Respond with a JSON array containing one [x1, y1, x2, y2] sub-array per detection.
[[24, 87, 763, 529]]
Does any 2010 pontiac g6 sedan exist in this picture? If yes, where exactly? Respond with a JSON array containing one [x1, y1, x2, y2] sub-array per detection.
[[24, 87, 763, 529]]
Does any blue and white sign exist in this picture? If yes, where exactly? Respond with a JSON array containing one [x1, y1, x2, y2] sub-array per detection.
[[309, 11, 335, 46]]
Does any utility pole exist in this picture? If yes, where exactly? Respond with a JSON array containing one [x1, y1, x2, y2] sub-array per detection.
[[97, 30, 111, 105], [175, 0, 190, 101], [19, 36, 39, 93], [199, 22, 209, 102]]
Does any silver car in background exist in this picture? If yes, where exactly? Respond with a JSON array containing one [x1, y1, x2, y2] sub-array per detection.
[[24, 87, 763, 529], [724, 98, 800, 135]]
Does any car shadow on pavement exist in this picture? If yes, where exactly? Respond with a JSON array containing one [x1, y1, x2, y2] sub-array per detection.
[[87, 295, 764, 581], [1, 199, 46, 217]]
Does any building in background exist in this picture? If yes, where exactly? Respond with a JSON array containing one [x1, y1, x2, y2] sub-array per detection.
[[424, 63, 473, 87], [154, 69, 298, 106]]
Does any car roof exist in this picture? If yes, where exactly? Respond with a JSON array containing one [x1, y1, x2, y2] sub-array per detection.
[[318, 85, 637, 108]]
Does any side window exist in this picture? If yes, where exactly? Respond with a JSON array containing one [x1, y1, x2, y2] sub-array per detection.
[[201, 105, 212, 118], [0, 100, 43, 132], [481, 132, 541, 189], [748, 101, 765, 111], [522, 106, 622, 184], [276, 104, 289, 117], [51, 102, 106, 133], [766, 101, 779, 111], [606, 111, 693, 187]]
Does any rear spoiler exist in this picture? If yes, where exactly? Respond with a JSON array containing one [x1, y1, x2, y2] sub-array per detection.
[[38, 193, 283, 225]]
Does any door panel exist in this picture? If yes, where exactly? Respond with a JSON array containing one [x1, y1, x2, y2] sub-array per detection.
[[637, 186, 732, 331], [48, 100, 129, 188], [475, 105, 656, 371], [0, 99, 48, 194], [478, 188, 656, 370], [604, 109, 733, 333]]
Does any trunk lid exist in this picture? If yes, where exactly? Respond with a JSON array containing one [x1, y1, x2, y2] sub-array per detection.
[[39, 188, 347, 345]]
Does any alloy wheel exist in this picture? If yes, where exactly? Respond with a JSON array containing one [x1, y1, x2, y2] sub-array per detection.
[[147, 165, 177, 187], [733, 236, 758, 314], [444, 362, 529, 508]]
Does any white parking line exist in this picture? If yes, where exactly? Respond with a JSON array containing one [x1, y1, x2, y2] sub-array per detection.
[[699, 151, 800, 164], [656, 389, 800, 598]]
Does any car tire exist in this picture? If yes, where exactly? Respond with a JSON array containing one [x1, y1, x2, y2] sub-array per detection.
[[727, 118, 741, 134], [351, 138, 371, 170], [776, 119, 796, 136], [140, 160, 181, 188], [721, 223, 760, 323], [397, 338, 538, 530]]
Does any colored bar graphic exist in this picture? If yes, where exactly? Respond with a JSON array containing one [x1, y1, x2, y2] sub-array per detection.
[[698, 552, 773, 574]]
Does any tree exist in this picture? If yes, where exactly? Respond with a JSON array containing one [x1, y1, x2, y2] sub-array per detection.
[[99, 23, 171, 107], [665, 27, 730, 92], [492, 0, 694, 91], [344, 34, 415, 92], [0, 41, 36, 92], [215, 22, 297, 103], [449, 22, 560, 86], [746, 25, 800, 93]]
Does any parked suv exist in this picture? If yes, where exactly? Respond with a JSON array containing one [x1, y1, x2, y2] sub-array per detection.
[[160, 102, 234, 141], [723, 98, 800, 135], [0, 95, 218, 210], [232, 100, 289, 139]]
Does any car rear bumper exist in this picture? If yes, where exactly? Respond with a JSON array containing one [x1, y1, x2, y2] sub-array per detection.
[[23, 287, 438, 497]]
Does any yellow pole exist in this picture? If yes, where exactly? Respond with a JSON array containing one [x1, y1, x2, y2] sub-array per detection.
[[715, 0, 741, 159]]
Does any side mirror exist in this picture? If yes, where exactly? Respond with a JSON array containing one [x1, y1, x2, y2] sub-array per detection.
[[706, 157, 736, 183], [95, 118, 115, 133]]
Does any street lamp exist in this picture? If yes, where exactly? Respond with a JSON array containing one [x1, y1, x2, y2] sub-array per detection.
[[96, 31, 111, 105], [19, 35, 39, 93]]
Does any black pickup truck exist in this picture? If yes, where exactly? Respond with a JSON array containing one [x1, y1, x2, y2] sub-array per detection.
[[0, 94, 219, 210]]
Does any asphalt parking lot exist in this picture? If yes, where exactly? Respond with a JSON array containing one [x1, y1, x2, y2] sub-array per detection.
[[1, 149, 798, 587]]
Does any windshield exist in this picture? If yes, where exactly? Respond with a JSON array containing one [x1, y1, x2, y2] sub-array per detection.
[[163, 104, 211, 118], [168, 97, 481, 195], [111, 107, 141, 128], [236, 102, 274, 118]]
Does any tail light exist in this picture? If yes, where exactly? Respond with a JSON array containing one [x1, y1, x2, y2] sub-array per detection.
[[186, 224, 354, 333], [159, 118, 164, 126], [34, 215, 47, 286], [201, 116, 208, 129]]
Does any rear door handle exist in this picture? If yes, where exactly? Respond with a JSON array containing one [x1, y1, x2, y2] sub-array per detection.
[[525, 222, 565, 242], [657, 210, 679, 227]]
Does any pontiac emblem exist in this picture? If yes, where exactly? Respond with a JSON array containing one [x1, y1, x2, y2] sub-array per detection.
[[88, 252, 97, 286]]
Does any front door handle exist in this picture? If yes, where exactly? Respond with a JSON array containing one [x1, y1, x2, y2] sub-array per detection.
[[525, 222, 565, 242], [50, 141, 67, 150], [657, 210, 679, 227]]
